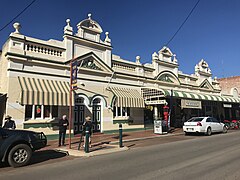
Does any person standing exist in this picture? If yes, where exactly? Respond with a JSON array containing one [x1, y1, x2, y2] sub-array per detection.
[[82, 116, 93, 147], [58, 115, 69, 147], [3, 115, 16, 129]]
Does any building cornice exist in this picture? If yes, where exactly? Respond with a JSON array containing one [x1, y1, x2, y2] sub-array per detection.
[[5, 52, 65, 65], [64, 34, 113, 50]]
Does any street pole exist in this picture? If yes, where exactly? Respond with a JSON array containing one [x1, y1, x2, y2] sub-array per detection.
[[168, 89, 173, 131], [68, 60, 73, 149], [84, 127, 90, 153], [119, 124, 123, 148]]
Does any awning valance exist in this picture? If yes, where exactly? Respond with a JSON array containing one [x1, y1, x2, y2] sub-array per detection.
[[109, 87, 145, 108], [163, 89, 240, 103], [18, 76, 71, 106]]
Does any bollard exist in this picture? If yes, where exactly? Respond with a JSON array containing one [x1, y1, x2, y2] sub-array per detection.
[[119, 124, 123, 148], [84, 127, 90, 153]]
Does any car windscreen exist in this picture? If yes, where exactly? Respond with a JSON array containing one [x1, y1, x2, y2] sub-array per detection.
[[187, 117, 204, 122]]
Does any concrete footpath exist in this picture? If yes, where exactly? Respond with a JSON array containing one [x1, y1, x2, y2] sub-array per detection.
[[44, 128, 183, 157]]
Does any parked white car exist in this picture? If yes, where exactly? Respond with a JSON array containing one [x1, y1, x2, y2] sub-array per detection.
[[183, 117, 227, 136]]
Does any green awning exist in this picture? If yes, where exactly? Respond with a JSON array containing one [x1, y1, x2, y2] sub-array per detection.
[[162, 89, 240, 103]]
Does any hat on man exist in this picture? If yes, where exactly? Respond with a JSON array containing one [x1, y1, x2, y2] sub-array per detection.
[[85, 116, 91, 121], [5, 115, 12, 120]]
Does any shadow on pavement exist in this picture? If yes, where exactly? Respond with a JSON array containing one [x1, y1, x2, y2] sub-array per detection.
[[0, 150, 68, 168], [126, 144, 136, 148], [29, 149, 68, 165], [112, 134, 129, 139], [0, 162, 8, 168]]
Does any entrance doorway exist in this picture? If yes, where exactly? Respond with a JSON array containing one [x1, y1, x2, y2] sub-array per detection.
[[74, 97, 85, 135], [92, 98, 101, 132]]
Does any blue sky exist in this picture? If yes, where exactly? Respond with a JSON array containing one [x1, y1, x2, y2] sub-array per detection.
[[1, 0, 239, 78]]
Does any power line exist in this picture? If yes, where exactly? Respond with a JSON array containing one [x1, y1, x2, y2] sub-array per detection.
[[0, 0, 37, 32], [166, 0, 201, 46]]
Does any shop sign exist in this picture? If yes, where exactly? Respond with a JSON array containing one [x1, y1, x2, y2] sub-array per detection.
[[145, 99, 166, 105], [223, 104, 232, 108], [181, 99, 201, 109]]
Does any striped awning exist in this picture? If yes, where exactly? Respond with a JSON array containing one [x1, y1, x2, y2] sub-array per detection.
[[18, 76, 71, 106], [109, 87, 145, 108], [162, 89, 240, 103]]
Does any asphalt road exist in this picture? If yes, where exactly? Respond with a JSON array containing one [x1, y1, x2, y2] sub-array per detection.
[[1, 131, 240, 180]]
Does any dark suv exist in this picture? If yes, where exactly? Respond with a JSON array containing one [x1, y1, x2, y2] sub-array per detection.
[[0, 127, 47, 167]]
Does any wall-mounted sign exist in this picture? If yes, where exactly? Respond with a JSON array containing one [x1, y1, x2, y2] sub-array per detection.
[[181, 99, 202, 109], [223, 104, 232, 108], [145, 99, 166, 105]]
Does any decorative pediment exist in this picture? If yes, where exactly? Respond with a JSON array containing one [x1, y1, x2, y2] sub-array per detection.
[[156, 71, 180, 85], [67, 52, 113, 73], [199, 79, 214, 90], [158, 46, 173, 57], [159, 74, 174, 83], [195, 59, 211, 76], [155, 46, 178, 64], [77, 14, 103, 34], [81, 59, 103, 71]]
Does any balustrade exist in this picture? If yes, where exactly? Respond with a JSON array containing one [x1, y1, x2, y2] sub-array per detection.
[[26, 43, 63, 57]]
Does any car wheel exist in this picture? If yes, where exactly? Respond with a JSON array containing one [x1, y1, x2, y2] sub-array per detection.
[[206, 127, 212, 136], [225, 124, 229, 130], [223, 126, 228, 133], [8, 144, 32, 168]]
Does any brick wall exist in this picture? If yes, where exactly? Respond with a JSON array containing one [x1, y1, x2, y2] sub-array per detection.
[[218, 76, 240, 95]]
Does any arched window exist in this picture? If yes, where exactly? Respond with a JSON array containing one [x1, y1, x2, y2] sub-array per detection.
[[75, 97, 84, 104], [93, 98, 101, 105]]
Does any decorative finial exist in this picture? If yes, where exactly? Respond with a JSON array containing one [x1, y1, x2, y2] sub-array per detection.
[[64, 18, 73, 35], [66, 19, 71, 26], [173, 54, 178, 63], [136, 56, 141, 64], [152, 52, 158, 60], [13, 22, 21, 34], [104, 32, 111, 44], [88, 13, 92, 19]]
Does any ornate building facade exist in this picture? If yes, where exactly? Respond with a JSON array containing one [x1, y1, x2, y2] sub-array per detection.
[[0, 14, 239, 138]]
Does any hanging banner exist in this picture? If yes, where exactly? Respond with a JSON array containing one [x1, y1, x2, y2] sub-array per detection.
[[71, 60, 78, 90]]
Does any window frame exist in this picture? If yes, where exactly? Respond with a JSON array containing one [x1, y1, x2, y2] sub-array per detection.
[[113, 106, 130, 118], [25, 105, 58, 120]]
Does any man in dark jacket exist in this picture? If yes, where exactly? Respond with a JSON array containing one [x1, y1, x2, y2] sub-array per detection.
[[82, 116, 93, 147], [58, 115, 69, 146], [3, 115, 16, 129]]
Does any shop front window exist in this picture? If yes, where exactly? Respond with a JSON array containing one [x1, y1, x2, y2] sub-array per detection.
[[113, 106, 130, 118], [52, 106, 58, 117], [44, 106, 50, 118], [25, 105, 58, 120], [35, 105, 42, 118], [25, 105, 32, 119]]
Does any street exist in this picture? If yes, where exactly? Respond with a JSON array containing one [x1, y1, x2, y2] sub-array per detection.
[[1, 131, 240, 180]]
